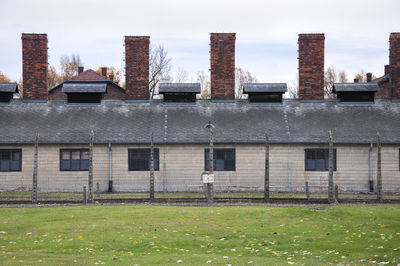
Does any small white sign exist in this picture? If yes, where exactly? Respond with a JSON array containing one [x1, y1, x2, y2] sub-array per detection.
[[202, 174, 215, 183]]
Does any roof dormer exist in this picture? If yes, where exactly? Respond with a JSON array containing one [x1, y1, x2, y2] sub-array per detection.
[[159, 83, 201, 102], [333, 82, 379, 102], [62, 81, 107, 103], [243, 83, 287, 103], [0, 82, 18, 102]]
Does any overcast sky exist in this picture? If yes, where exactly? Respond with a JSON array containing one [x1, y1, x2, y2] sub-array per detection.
[[0, 0, 399, 84]]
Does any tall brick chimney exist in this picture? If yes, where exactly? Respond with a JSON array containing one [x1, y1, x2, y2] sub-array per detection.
[[125, 36, 150, 100], [210, 33, 236, 100], [21, 33, 48, 101], [298, 33, 325, 101], [101, 67, 107, 78], [390, 32, 400, 99], [78, 66, 84, 74]]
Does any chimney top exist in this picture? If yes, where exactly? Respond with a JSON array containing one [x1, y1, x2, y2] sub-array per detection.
[[384, 65, 390, 76], [101, 67, 107, 78], [298, 33, 325, 40], [78, 66, 84, 74], [366, 73, 372, 82], [354, 78, 359, 83], [109, 74, 114, 81]]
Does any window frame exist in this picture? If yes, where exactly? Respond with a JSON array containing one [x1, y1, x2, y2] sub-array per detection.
[[59, 149, 90, 171], [305, 149, 337, 172], [0, 149, 22, 172], [128, 148, 160, 171], [204, 148, 236, 171]]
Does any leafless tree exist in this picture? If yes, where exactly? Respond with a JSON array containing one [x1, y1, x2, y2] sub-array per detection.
[[324, 65, 348, 98], [60, 54, 83, 81], [235, 67, 258, 99], [285, 74, 299, 99], [149, 45, 172, 98], [174, 67, 188, 83], [197, 71, 210, 99]]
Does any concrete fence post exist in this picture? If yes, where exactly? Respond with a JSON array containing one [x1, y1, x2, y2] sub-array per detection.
[[83, 186, 87, 205], [328, 130, 337, 204], [305, 181, 310, 200], [88, 130, 94, 203], [377, 132, 383, 201], [150, 132, 155, 201], [264, 133, 270, 201], [335, 184, 339, 201], [32, 133, 39, 203], [96, 182, 100, 198]]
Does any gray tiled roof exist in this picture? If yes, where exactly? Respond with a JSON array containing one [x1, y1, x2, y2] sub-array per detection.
[[0, 82, 18, 93], [243, 83, 287, 93], [62, 83, 107, 93], [0, 99, 399, 145], [158, 83, 201, 93], [333, 83, 379, 93]]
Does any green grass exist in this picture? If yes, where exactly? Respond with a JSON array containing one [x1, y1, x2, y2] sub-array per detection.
[[0, 205, 399, 265]]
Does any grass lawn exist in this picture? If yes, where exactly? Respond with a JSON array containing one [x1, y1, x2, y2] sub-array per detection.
[[0, 205, 399, 265]]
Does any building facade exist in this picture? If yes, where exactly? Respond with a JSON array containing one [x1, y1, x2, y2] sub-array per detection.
[[0, 32, 399, 193]]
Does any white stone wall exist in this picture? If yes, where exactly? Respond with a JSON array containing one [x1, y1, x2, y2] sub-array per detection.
[[0, 143, 399, 192]]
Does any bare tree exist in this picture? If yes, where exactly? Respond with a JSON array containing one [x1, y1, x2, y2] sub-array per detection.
[[174, 67, 188, 83], [149, 45, 172, 98], [324, 66, 348, 98], [197, 71, 210, 99], [235, 67, 257, 99], [60, 54, 83, 81], [47, 65, 63, 89], [285, 74, 299, 99]]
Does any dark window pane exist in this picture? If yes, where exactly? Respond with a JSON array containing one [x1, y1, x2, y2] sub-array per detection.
[[204, 149, 235, 171], [0, 150, 21, 172], [10, 160, 20, 171], [61, 159, 70, 170], [1, 160, 10, 171], [71, 160, 80, 170], [80, 160, 89, 170], [305, 149, 336, 171], [129, 149, 159, 171]]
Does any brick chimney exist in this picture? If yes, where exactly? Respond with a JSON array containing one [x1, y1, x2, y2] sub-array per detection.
[[390, 32, 400, 99], [384, 65, 390, 76], [210, 33, 235, 100], [366, 73, 372, 82], [78, 66, 84, 74], [354, 78, 359, 83], [298, 34, 325, 101], [21, 33, 48, 101], [101, 67, 107, 78], [125, 36, 150, 100]]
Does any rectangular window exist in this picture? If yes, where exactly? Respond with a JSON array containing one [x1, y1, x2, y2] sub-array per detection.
[[128, 149, 159, 171], [0, 149, 22, 172], [305, 149, 337, 171], [205, 149, 236, 171], [60, 149, 89, 171]]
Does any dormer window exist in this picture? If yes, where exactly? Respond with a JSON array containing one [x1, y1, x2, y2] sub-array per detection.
[[0, 82, 18, 102], [62, 82, 107, 103], [159, 83, 201, 102], [333, 83, 379, 102], [243, 83, 287, 103]]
